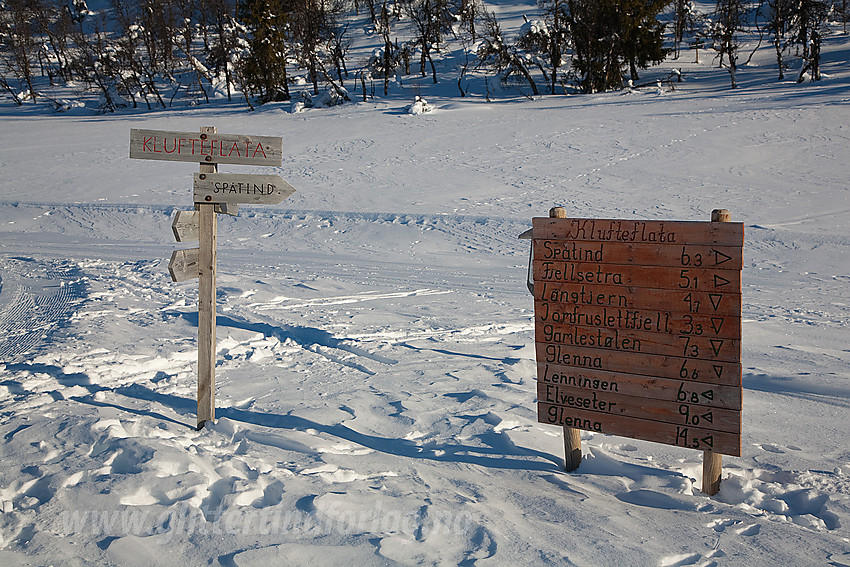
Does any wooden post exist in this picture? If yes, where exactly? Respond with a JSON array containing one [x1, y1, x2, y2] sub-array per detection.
[[702, 208, 730, 493], [548, 206, 583, 472], [197, 126, 218, 430]]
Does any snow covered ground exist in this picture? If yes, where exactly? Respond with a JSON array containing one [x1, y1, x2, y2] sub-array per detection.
[[1, 19, 849, 567]]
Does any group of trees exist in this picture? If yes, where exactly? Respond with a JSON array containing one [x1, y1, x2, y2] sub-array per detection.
[[0, 0, 847, 110]]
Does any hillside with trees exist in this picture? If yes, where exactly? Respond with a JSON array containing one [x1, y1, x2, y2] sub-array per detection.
[[1, 0, 847, 111]]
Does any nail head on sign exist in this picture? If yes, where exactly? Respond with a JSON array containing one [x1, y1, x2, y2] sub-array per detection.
[[205, 156, 212, 162], [199, 174, 206, 180], [205, 196, 212, 202], [200, 133, 207, 140]]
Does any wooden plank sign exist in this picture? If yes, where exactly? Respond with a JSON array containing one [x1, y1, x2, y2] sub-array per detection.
[[532, 216, 744, 457], [172, 210, 199, 242], [169, 248, 199, 282], [130, 129, 283, 166], [193, 173, 296, 205]]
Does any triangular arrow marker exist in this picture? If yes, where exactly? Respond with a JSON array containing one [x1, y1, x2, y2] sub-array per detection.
[[709, 294, 723, 311], [712, 249, 733, 266], [168, 248, 200, 282], [713, 365, 724, 379], [711, 318, 725, 335], [701, 390, 714, 400], [702, 436, 714, 448], [702, 411, 713, 423], [711, 339, 724, 356], [714, 274, 732, 288]]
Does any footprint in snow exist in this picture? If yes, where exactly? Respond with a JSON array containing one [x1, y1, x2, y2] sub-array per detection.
[[735, 523, 761, 536], [706, 518, 740, 532]]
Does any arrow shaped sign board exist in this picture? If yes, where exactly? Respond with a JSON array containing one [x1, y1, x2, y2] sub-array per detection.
[[169, 248, 200, 282], [172, 210, 199, 242], [193, 173, 296, 205]]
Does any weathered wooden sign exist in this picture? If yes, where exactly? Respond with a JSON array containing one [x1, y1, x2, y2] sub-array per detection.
[[193, 173, 296, 205], [531, 215, 744, 461], [130, 129, 283, 166], [169, 247, 200, 282], [172, 210, 199, 242]]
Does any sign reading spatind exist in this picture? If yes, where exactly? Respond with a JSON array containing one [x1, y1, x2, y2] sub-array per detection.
[[531, 217, 744, 457], [193, 173, 296, 205]]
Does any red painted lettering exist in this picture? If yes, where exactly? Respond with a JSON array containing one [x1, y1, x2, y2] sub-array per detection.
[[252, 142, 268, 159], [164, 137, 177, 153], [142, 136, 153, 152], [227, 142, 240, 157]]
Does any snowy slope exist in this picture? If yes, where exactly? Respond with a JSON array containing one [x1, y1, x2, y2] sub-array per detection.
[[0, 22, 849, 567]]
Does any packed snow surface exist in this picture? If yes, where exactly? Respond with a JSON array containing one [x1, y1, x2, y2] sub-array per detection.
[[1, 25, 849, 567]]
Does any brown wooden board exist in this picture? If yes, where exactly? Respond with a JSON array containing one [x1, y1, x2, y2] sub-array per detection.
[[535, 320, 741, 362], [537, 382, 741, 433], [532, 217, 744, 247], [130, 129, 283, 166], [538, 402, 741, 456], [531, 216, 743, 456], [535, 342, 742, 386], [535, 302, 741, 339], [533, 240, 743, 270], [538, 363, 742, 409], [532, 260, 741, 293], [535, 282, 741, 317]]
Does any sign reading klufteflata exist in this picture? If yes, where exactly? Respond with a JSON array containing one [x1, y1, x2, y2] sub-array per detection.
[[130, 129, 283, 166]]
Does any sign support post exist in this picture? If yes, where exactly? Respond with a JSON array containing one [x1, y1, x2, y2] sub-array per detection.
[[702, 208, 731, 495], [197, 126, 217, 429], [549, 206, 583, 472]]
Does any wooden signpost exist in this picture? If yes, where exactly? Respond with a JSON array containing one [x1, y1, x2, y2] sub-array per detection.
[[130, 127, 293, 429], [528, 208, 743, 495]]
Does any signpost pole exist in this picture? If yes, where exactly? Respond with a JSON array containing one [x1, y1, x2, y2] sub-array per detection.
[[549, 206, 583, 472], [702, 208, 731, 494], [197, 126, 218, 429]]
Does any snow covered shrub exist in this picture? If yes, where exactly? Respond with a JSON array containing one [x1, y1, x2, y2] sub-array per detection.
[[292, 87, 349, 111], [406, 95, 434, 114]]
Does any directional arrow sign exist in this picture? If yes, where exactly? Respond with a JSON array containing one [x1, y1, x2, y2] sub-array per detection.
[[172, 210, 199, 242], [193, 173, 296, 205], [169, 248, 200, 282]]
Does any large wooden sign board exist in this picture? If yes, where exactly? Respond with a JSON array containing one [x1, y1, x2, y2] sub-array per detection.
[[531, 216, 744, 458]]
